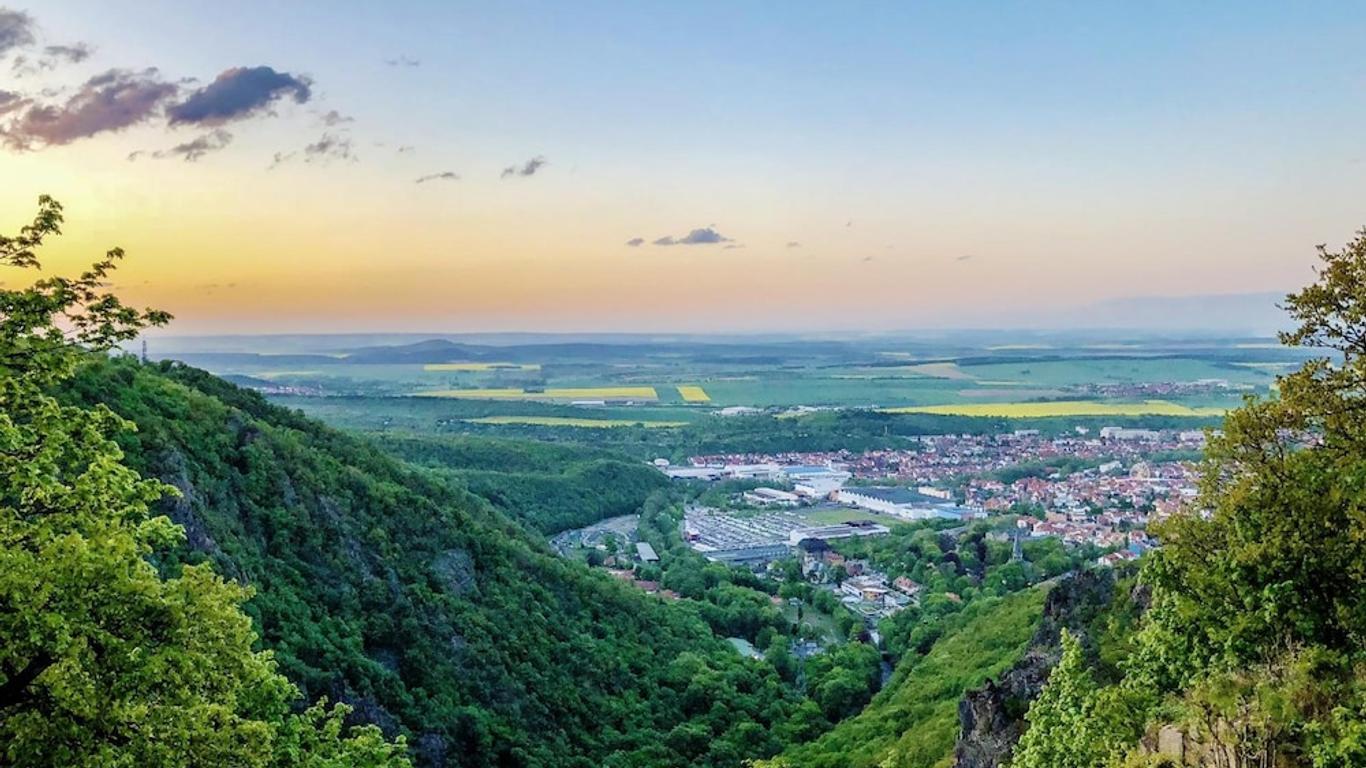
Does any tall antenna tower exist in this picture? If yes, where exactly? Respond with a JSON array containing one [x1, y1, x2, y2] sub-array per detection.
[[140, 339, 148, 364]]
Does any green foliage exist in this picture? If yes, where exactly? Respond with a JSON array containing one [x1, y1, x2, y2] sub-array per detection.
[[64, 355, 809, 766], [374, 434, 668, 533], [0, 197, 406, 767], [770, 588, 1047, 768], [1010, 631, 1132, 768]]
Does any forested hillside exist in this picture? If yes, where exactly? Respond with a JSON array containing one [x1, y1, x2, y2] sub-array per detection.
[[60, 357, 807, 767], [372, 433, 667, 533]]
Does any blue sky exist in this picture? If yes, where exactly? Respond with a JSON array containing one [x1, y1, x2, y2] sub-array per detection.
[[4, 2, 1365, 332]]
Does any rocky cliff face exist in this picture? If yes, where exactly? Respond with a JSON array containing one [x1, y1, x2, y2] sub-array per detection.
[[952, 570, 1122, 768]]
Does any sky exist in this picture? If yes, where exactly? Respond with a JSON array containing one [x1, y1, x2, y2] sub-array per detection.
[[2, 1, 1365, 334]]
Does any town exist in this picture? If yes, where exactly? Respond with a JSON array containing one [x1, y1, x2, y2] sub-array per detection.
[[660, 425, 1203, 568]]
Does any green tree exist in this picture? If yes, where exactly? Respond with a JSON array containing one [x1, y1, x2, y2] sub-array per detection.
[[1011, 631, 1125, 768], [0, 197, 408, 767]]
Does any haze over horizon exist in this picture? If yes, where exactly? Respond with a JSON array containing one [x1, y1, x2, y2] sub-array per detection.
[[4, 2, 1364, 334]]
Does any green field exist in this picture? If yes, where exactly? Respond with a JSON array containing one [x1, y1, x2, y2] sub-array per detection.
[[798, 506, 894, 525]]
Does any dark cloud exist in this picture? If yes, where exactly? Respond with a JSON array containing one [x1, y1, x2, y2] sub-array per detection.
[[652, 227, 732, 246], [1, 68, 177, 148], [0, 8, 34, 58], [500, 155, 547, 178], [318, 109, 352, 127], [385, 55, 420, 67], [167, 66, 311, 126], [0, 89, 21, 115], [625, 237, 645, 247], [415, 171, 460, 183], [130, 128, 232, 162], [786, 241, 801, 248]]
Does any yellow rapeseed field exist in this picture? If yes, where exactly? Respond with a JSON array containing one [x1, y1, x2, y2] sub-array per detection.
[[881, 400, 1227, 418], [677, 385, 711, 402]]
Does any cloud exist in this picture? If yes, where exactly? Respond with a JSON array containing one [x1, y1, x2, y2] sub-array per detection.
[[43, 43, 91, 64], [786, 241, 801, 248], [318, 109, 352, 127], [385, 55, 420, 67], [166, 129, 232, 161], [652, 227, 732, 246], [1, 67, 177, 148], [955, 254, 974, 262], [12, 42, 93, 77], [501, 155, 547, 178], [267, 133, 356, 168], [0, 8, 34, 58], [0, 89, 21, 114], [415, 171, 459, 183], [625, 237, 645, 247], [396, 144, 414, 154], [303, 132, 355, 163], [167, 65, 311, 126]]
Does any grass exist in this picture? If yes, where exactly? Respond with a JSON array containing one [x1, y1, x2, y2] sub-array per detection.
[[416, 386, 659, 400], [465, 416, 686, 428], [677, 385, 711, 402], [882, 399, 1227, 417], [798, 507, 889, 525], [423, 362, 541, 371]]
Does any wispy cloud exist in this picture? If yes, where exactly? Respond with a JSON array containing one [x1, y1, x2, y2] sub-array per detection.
[[12, 42, 93, 77], [786, 241, 801, 248], [415, 171, 460, 183], [268, 132, 357, 168], [318, 109, 352, 127], [129, 128, 233, 162], [501, 155, 547, 178], [625, 237, 645, 247], [385, 55, 420, 67], [955, 254, 973, 262], [303, 132, 355, 163], [652, 227, 732, 246]]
